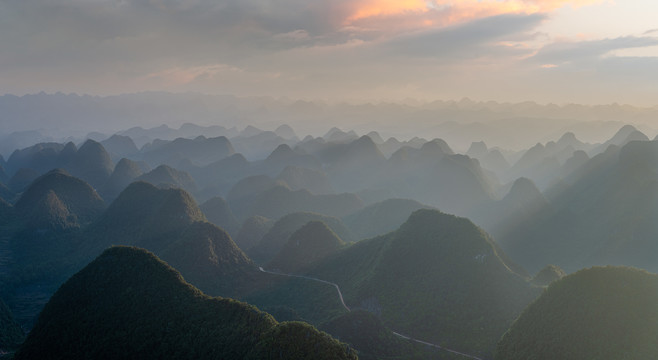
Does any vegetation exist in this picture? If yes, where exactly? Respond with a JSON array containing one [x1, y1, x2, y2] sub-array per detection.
[[249, 212, 354, 264], [343, 198, 432, 240], [0, 296, 23, 351], [199, 196, 240, 237], [495, 266, 658, 360], [14, 246, 357, 360], [267, 221, 345, 273], [531, 264, 566, 286], [321, 310, 444, 360], [310, 209, 540, 357]]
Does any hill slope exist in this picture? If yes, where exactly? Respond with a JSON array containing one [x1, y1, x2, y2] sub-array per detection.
[[311, 209, 539, 357], [495, 266, 658, 360], [0, 296, 24, 351], [14, 246, 357, 360], [267, 221, 345, 273]]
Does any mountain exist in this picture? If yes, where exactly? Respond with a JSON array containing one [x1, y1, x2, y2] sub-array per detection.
[[141, 136, 234, 167], [0, 164, 8, 184], [14, 169, 105, 229], [199, 196, 240, 237], [6, 142, 66, 174], [101, 158, 148, 201], [593, 125, 648, 154], [531, 264, 566, 286], [274, 124, 297, 139], [14, 246, 357, 360], [0, 296, 24, 352], [467, 141, 488, 158], [495, 266, 658, 360], [187, 153, 252, 199], [276, 166, 333, 195], [8, 168, 40, 193], [136, 164, 197, 194], [83, 181, 263, 296], [64, 139, 114, 189], [228, 176, 363, 222], [498, 140, 658, 273], [100, 134, 139, 161], [310, 209, 539, 357], [249, 212, 354, 264], [157, 221, 254, 294], [234, 216, 274, 253], [263, 144, 320, 173], [85, 181, 205, 254], [343, 198, 432, 240], [267, 221, 345, 273], [231, 131, 296, 160]]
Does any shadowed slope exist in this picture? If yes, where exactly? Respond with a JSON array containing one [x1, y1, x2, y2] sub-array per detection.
[[496, 266, 658, 360], [14, 247, 356, 360]]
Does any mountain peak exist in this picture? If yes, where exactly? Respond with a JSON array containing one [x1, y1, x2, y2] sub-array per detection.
[[267, 220, 344, 273], [503, 177, 545, 205]]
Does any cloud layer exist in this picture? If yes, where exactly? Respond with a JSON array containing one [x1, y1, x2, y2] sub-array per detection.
[[0, 0, 656, 105]]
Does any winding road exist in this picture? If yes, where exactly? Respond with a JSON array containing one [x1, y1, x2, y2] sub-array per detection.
[[258, 266, 485, 360]]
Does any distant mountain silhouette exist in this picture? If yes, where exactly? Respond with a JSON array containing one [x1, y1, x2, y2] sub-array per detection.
[[141, 136, 234, 167], [498, 140, 658, 273], [274, 124, 297, 139], [100, 134, 139, 161], [593, 125, 648, 154], [14, 246, 357, 360], [64, 139, 114, 190], [310, 209, 538, 356], [267, 221, 345, 273], [101, 158, 148, 201], [249, 212, 354, 264], [227, 176, 363, 221], [8, 168, 40, 193], [231, 130, 295, 160], [234, 216, 274, 253], [199, 196, 240, 237], [343, 198, 432, 240], [276, 166, 333, 195], [496, 266, 658, 360], [263, 144, 320, 173], [136, 164, 197, 194], [6, 142, 66, 174]]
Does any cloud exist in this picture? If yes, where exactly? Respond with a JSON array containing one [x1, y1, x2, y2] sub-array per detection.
[[530, 36, 658, 64], [382, 13, 546, 59]]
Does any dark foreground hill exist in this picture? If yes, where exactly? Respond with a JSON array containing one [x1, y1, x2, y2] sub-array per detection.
[[310, 209, 539, 357], [14, 246, 357, 360], [0, 296, 24, 352], [495, 266, 658, 360]]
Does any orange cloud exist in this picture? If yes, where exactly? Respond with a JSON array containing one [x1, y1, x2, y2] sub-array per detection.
[[346, 0, 429, 23], [344, 0, 603, 29]]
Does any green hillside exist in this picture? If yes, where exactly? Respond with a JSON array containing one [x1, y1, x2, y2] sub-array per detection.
[[249, 212, 354, 264], [310, 209, 539, 357], [267, 221, 345, 273], [14, 246, 356, 360], [495, 266, 658, 360]]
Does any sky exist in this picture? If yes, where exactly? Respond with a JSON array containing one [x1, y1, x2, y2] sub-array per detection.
[[1, 0, 657, 106]]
